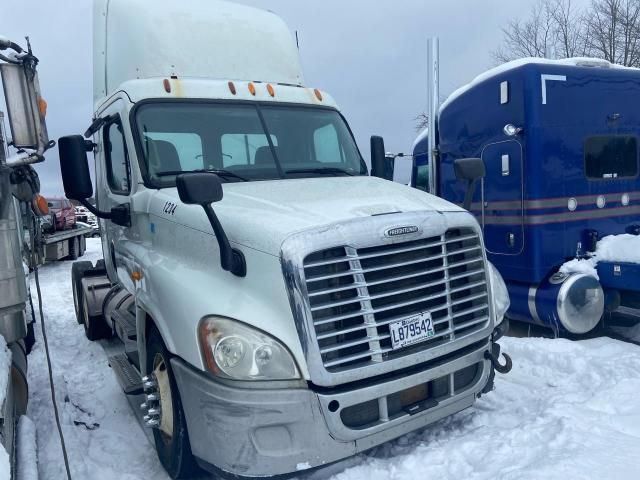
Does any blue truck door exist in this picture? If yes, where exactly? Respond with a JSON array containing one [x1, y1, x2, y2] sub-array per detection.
[[480, 140, 524, 255]]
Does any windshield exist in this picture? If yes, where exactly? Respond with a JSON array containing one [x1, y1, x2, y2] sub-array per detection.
[[134, 102, 368, 185]]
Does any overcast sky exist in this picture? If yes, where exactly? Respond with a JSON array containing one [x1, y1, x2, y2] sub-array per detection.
[[2, 0, 542, 195]]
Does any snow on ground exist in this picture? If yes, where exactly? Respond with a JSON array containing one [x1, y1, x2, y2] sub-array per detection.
[[27, 238, 640, 480], [561, 233, 640, 279], [332, 337, 640, 480], [28, 239, 168, 480]]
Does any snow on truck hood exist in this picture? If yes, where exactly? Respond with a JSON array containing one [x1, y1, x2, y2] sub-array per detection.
[[154, 176, 465, 256]]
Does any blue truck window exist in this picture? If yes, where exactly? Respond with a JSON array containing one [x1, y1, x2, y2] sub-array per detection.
[[415, 165, 430, 192], [585, 135, 638, 180]]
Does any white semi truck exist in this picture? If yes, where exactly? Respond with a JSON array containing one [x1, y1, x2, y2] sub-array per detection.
[[58, 1, 512, 478]]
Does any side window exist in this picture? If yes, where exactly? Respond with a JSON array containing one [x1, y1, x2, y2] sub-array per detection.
[[221, 134, 278, 167], [585, 135, 638, 180], [415, 165, 430, 192], [313, 124, 344, 163], [105, 121, 131, 194]]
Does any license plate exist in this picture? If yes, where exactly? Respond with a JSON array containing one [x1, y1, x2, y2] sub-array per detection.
[[389, 312, 435, 350]]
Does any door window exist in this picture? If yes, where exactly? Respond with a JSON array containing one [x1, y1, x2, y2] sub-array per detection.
[[414, 165, 430, 192], [105, 121, 131, 194]]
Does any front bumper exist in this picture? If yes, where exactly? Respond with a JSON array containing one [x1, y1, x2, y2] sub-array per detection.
[[171, 340, 492, 478]]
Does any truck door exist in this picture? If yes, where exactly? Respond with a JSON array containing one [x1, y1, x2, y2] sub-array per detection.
[[95, 99, 134, 285], [480, 140, 524, 255]]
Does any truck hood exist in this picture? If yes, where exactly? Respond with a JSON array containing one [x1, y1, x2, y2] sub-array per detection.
[[151, 176, 465, 256]]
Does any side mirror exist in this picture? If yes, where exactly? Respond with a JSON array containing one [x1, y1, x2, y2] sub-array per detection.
[[176, 172, 223, 205], [0, 62, 49, 150], [176, 173, 245, 278], [58, 135, 94, 200], [370, 136, 394, 181], [454, 158, 485, 211]]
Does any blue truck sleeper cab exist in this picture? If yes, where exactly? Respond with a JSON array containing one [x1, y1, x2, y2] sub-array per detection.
[[413, 58, 640, 334]]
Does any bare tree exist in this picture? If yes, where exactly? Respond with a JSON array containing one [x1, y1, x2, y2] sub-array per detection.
[[493, 0, 559, 62], [494, 0, 588, 62], [414, 113, 429, 132], [586, 0, 640, 66], [551, 0, 590, 57]]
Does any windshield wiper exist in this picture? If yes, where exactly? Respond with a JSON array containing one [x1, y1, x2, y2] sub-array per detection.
[[156, 169, 249, 182], [285, 167, 355, 177]]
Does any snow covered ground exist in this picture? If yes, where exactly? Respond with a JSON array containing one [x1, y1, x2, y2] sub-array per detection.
[[27, 239, 640, 479]]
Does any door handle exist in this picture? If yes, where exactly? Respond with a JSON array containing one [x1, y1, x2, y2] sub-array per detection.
[[501, 154, 510, 176]]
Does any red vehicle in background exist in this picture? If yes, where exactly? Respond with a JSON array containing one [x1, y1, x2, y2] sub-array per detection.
[[47, 197, 76, 231]]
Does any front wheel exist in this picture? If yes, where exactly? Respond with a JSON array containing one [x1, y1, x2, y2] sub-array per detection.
[[145, 327, 199, 479]]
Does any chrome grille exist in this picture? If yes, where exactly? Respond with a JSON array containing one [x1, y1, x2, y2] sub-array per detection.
[[303, 228, 490, 372]]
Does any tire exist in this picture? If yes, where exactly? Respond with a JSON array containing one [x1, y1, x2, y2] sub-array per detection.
[[72, 261, 93, 325], [79, 236, 86, 257], [146, 327, 199, 479], [82, 290, 111, 341], [25, 321, 36, 355], [69, 237, 79, 260]]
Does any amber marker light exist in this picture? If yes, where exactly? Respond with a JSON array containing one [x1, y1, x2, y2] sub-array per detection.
[[131, 271, 143, 281], [267, 84, 275, 97], [314, 88, 323, 101], [33, 194, 49, 216], [248, 82, 257, 96], [38, 98, 48, 117]]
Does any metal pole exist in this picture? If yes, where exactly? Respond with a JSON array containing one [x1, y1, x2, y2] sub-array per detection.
[[427, 38, 440, 195], [0, 111, 12, 218]]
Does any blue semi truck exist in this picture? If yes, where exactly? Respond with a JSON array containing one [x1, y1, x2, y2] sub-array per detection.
[[407, 57, 640, 335]]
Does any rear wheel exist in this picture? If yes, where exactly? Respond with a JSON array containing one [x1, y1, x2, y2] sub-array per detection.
[[82, 290, 111, 341], [146, 327, 199, 479], [72, 262, 93, 325], [68, 237, 79, 260]]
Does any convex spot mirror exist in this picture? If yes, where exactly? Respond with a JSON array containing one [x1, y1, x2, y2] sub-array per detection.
[[176, 173, 224, 205], [58, 135, 94, 200], [0, 63, 49, 149]]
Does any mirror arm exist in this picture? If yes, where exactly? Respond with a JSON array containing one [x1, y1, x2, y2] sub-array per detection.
[[77, 199, 131, 227], [77, 199, 110, 219], [462, 179, 477, 211], [202, 204, 246, 278]]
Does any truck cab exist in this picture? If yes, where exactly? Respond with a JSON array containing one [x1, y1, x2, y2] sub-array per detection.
[[412, 57, 640, 335], [58, 1, 511, 478]]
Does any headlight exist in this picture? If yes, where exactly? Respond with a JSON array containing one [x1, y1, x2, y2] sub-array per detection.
[[198, 317, 300, 381], [488, 262, 510, 325]]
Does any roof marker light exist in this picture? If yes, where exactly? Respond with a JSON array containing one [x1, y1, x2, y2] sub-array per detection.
[[228, 81, 237, 95], [267, 84, 275, 97], [248, 83, 256, 96], [163, 79, 171, 93], [314, 88, 323, 101]]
